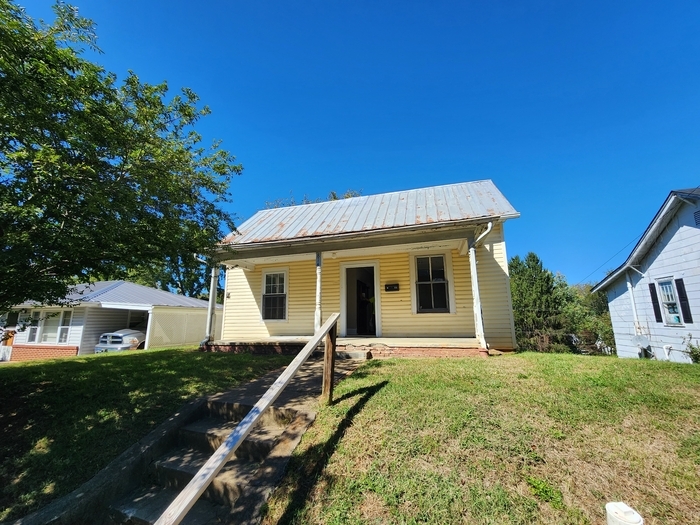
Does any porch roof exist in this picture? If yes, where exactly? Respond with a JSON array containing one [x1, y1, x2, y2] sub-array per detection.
[[220, 180, 518, 260], [16, 281, 213, 309]]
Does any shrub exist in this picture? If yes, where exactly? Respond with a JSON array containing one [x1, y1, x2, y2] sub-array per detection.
[[683, 334, 700, 364], [549, 343, 573, 354]]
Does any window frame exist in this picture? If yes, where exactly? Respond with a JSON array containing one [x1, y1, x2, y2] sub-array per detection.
[[261, 268, 289, 322], [656, 278, 683, 326], [409, 252, 457, 315], [23, 310, 73, 344]]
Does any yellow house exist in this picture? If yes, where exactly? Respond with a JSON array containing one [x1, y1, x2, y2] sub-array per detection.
[[214, 180, 519, 356]]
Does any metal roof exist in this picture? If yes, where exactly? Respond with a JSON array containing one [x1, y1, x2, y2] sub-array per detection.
[[592, 187, 700, 292], [224, 180, 518, 246], [64, 281, 211, 308]]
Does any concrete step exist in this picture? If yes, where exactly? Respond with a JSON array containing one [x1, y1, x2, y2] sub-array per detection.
[[179, 416, 286, 460], [206, 401, 297, 428], [109, 485, 230, 525], [153, 446, 261, 507]]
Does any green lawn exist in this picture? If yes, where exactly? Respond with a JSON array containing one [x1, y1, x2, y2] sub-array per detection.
[[0, 348, 293, 522], [263, 354, 700, 525]]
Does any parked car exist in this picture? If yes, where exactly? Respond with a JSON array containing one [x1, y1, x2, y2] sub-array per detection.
[[94, 329, 146, 353]]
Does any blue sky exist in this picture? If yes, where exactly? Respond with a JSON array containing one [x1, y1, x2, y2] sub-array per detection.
[[22, 1, 700, 284]]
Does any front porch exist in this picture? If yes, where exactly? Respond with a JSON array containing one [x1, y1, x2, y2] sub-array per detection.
[[204, 336, 490, 358]]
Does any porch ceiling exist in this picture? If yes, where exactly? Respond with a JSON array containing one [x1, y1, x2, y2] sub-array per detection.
[[217, 223, 482, 264], [223, 237, 468, 266]]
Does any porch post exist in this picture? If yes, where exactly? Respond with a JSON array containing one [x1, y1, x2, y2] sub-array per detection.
[[315, 252, 322, 333], [468, 245, 487, 349], [205, 265, 220, 343], [467, 222, 493, 350]]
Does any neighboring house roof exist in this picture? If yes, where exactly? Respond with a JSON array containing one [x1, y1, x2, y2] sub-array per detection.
[[223, 180, 519, 249], [19, 281, 212, 309], [592, 188, 700, 293]]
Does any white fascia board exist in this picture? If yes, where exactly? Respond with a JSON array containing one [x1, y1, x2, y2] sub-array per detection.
[[98, 303, 153, 311], [150, 305, 218, 312], [592, 195, 683, 292]]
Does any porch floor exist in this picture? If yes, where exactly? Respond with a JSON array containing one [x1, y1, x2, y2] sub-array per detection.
[[212, 336, 481, 348]]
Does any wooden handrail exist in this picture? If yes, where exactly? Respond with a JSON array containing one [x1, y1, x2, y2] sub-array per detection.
[[155, 312, 341, 525]]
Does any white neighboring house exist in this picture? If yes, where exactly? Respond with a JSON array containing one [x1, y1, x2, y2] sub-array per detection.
[[592, 188, 699, 363], [3, 281, 221, 362]]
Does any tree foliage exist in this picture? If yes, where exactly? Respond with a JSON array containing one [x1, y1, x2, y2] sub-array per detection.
[[265, 189, 362, 209], [127, 256, 224, 301], [0, 1, 241, 310], [509, 253, 567, 352], [509, 252, 614, 354]]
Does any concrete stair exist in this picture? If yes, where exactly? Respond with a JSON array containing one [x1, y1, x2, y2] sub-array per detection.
[[108, 399, 308, 525], [12, 358, 360, 525]]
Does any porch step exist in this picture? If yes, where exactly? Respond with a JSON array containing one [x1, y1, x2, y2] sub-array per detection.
[[179, 416, 286, 460], [154, 446, 263, 507], [109, 485, 230, 525], [206, 401, 297, 429], [108, 397, 312, 523]]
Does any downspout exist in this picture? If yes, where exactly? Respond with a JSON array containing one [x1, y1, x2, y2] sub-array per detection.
[[203, 265, 220, 346], [468, 222, 493, 350], [314, 252, 322, 333], [625, 271, 642, 335]]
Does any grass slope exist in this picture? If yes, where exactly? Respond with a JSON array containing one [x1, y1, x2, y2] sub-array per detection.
[[0, 348, 292, 521], [263, 354, 700, 525]]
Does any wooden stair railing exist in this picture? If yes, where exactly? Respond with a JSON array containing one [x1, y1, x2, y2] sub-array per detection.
[[154, 312, 340, 525]]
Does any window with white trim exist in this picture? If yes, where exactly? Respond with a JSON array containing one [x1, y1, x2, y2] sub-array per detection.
[[415, 255, 450, 313], [23, 310, 72, 344], [262, 272, 287, 320], [58, 311, 72, 343], [26, 312, 40, 342], [658, 280, 682, 325]]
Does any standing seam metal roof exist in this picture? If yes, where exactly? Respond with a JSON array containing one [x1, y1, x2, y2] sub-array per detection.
[[65, 281, 211, 308], [224, 180, 518, 245]]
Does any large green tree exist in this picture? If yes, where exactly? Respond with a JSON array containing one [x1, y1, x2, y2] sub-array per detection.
[[509, 252, 568, 351], [0, 1, 241, 311], [509, 252, 615, 354]]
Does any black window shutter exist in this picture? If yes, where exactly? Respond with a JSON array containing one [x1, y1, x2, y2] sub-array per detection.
[[675, 278, 693, 324], [649, 283, 663, 323]]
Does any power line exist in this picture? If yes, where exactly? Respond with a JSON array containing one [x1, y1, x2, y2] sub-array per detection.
[[576, 184, 700, 287], [574, 232, 643, 287]]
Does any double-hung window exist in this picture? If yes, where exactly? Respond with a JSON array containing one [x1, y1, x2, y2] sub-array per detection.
[[26, 312, 40, 343], [649, 278, 693, 325], [658, 280, 681, 325], [416, 255, 450, 313], [262, 271, 287, 320], [24, 310, 72, 343]]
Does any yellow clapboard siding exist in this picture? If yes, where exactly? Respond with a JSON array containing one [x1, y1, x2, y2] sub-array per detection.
[[222, 224, 516, 349]]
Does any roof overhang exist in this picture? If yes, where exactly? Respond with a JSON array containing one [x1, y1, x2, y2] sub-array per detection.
[[592, 192, 697, 293], [216, 216, 513, 263]]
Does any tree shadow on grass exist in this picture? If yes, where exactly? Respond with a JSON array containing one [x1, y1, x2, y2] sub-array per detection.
[[0, 351, 292, 521], [273, 379, 388, 525]]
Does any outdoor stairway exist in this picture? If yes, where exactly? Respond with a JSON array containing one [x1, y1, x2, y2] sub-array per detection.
[[109, 400, 308, 525]]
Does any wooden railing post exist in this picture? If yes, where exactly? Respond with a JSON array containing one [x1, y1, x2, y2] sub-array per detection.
[[321, 323, 337, 404]]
